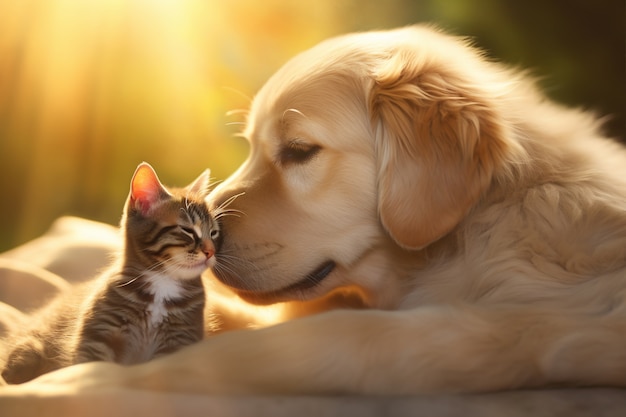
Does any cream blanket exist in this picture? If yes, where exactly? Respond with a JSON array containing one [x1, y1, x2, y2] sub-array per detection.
[[0, 217, 623, 416]]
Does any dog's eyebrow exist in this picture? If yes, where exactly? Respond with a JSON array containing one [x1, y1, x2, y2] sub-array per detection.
[[281, 108, 307, 122]]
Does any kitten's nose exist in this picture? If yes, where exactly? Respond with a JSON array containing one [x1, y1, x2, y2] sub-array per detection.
[[201, 240, 215, 258]]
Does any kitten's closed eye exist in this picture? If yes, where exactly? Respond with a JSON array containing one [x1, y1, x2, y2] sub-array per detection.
[[180, 226, 199, 243], [180, 226, 219, 244]]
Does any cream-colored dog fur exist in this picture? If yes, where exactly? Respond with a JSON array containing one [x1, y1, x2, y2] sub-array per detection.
[[1, 25, 625, 395]]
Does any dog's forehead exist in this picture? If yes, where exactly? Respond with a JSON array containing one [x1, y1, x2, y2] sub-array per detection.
[[246, 33, 382, 123], [243, 29, 434, 148], [248, 92, 371, 157], [246, 74, 371, 149]]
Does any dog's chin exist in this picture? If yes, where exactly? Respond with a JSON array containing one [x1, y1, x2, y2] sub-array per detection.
[[213, 260, 337, 305]]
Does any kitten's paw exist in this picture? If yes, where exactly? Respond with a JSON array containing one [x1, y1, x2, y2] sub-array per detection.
[[1, 345, 46, 384]]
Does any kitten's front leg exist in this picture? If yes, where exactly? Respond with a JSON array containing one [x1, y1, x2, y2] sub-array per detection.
[[73, 321, 124, 364], [152, 313, 205, 360], [73, 342, 117, 364], [153, 329, 204, 360]]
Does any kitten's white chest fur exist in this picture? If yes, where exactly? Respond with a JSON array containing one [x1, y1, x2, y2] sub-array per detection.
[[146, 273, 183, 326]]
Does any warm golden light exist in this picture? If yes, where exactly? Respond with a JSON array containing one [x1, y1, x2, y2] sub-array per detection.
[[0, 0, 342, 247], [0, 1, 622, 251]]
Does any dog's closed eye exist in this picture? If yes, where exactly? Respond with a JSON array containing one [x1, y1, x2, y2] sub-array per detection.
[[278, 141, 321, 166]]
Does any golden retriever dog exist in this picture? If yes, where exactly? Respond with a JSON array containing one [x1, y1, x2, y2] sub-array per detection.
[[2, 25, 626, 397]]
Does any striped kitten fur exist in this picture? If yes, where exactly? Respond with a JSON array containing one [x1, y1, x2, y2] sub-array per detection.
[[1, 162, 219, 384]]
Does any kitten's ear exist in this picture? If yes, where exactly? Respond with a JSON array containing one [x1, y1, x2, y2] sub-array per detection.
[[185, 169, 211, 198], [130, 162, 170, 215]]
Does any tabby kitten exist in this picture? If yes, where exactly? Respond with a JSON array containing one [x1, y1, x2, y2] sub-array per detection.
[[1, 162, 219, 384]]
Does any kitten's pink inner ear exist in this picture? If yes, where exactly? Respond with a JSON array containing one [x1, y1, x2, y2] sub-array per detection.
[[131, 163, 165, 214]]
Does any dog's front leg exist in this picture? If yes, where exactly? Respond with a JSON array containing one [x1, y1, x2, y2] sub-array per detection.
[[13, 305, 624, 395]]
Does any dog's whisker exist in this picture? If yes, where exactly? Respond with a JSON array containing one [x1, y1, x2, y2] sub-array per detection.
[[222, 86, 253, 104], [226, 108, 250, 117]]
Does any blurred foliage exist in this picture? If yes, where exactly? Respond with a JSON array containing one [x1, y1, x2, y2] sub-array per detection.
[[0, 0, 624, 251]]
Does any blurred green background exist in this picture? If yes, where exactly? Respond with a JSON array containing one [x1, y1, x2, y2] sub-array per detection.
[[0, 0, 624, 252]]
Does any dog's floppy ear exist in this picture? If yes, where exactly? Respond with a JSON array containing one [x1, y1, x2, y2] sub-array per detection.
[[370, 48, 513, 249]]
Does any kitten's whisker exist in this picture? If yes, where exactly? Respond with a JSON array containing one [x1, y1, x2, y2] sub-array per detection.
[[207, 178, 223, 192], [159, 263, 182, 277], [117, 274, 143, 287], [214, 209, 244, 220], [215, 192, 245, 213], [117, 259, 171, 287], [216, 252, 261, 274], [217, 192, 244, 209]]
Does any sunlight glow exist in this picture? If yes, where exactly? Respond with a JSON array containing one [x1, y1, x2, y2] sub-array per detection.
[[3, 1, 609, 252], [0, 0, 337, 246]]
